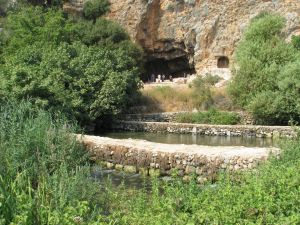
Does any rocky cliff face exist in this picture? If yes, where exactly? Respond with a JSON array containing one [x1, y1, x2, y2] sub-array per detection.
[[65, 0, 300, 79], [107, 0, 300, 79]]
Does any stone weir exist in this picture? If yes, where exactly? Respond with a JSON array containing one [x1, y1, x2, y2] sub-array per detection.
[[111, 121, 296, 138], [78, 135, 279, 183]]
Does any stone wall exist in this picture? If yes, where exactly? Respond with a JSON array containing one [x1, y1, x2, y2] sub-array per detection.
[[118, 112, 187, 122], [78, 135, 279, 183], [119, 111, 254, 124], [111, 121, 296, 138]]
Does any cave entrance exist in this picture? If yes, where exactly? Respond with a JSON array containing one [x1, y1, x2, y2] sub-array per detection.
[[217, 56, 229, 68], [144, 56, 195, 81]]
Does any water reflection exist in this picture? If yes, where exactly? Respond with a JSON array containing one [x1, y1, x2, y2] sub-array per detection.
[[99, 132, 275, 147], [91, 166, 150, 189]]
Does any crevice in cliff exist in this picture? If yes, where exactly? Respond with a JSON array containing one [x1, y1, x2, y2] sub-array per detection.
[[136, 0, 161, 51]]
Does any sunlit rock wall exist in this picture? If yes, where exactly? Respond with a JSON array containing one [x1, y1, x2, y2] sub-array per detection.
[[107, 0, 300, 79]]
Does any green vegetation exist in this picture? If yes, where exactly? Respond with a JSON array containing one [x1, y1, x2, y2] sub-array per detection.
[[229, 13, 300, 125], [2, 100, 299, 224], [175, 109, 241, 125], [104, 138, 300, 224], [0, 100, 103, 224], [1, 4, 300, 224], [292, 35, 300, 50], [83, 0, 110, 22], [0, 6, 142, 125], [134, 76, 233, 113]]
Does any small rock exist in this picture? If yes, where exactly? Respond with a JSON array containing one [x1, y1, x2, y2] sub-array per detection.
[[106, 162, 115, 169], [115, 164, 124, 171], [124, 165, 137, 173], [139, 167, 149, 176], [197, 176, 207, 185], [149, 168, 160, 177], [185, 165, 196, 174], [183, 175, 191, 182], [196, 167, 203, 175]]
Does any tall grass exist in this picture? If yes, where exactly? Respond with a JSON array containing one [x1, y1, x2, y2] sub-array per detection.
[[0, 100, 102, 224], [132, 77, 235, 113], [102, 138, 300, 224]]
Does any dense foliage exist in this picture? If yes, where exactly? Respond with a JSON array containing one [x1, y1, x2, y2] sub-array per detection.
[[0, 6, 142, 125], [83, 0, 110, 22], [0, 101, 104, 224], [175, 109, 241, 125], [229, 13, 300, 124]]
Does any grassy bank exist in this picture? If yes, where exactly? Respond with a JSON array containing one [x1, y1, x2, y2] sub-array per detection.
[[104, 139, 300, 224], [1, 101, 299, 224], [0, 101, 104, 224], [175, 109, 241, 125]]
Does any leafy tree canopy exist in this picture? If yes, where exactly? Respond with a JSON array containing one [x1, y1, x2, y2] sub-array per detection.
[[0, 6, 143, 125], [228, 13, 300, 125]]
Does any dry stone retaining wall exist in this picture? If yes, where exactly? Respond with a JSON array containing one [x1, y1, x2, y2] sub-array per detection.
[[119, 111, 254, 124], [111, 121, 296, 138], [79, 135, 279, 184]]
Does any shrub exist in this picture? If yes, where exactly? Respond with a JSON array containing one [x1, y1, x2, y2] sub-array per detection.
[[189, 76, 213, 110], [292, 35, 300, 51], [175, 109, 241, 125], [0, 6, 142, 125], [83, 0, 110, 22], [228, 12, 300, 124]]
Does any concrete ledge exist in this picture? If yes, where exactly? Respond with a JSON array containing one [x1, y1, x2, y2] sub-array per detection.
[[111, 121, 297, 138], [78, 135, 279, 182]]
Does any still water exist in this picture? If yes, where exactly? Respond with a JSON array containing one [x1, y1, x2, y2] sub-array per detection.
[[100, 131, 275, 147], [93, 131, 276, 188]]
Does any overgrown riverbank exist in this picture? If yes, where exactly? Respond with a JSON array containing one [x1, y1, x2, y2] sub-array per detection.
[[1, 101, 299, 224]]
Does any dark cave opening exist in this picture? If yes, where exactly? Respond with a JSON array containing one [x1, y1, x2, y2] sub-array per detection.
[[217, 56, 229, 68], [143, 56, 195, 81]]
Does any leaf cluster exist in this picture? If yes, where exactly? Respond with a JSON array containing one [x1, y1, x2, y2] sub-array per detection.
[[228, 13, 300, 125], [0, 6, 143, 125]]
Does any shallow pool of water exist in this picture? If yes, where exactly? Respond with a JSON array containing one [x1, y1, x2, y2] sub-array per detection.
[[99, 131, 275, 147], [91, 166, 150, 189]]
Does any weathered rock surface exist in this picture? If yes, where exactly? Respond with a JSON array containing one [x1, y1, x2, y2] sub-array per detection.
[[63, 0, 300, 79], [106, 0, 300, 78]]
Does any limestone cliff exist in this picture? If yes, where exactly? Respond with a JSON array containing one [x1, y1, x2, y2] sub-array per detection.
[[65, 0, 300, 79]]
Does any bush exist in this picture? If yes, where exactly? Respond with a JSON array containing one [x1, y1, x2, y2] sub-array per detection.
[[228, 12, 300, 125], [292, 35, 300, 50], [83, 0, 110, 22], [0, 6, 142, 125], [189, 76, 214, 110], [175, 109, 241, 125]]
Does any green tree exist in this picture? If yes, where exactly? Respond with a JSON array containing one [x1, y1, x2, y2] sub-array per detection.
[[83, 0, 110, 22], [228, 13, 300, 124], [0, 6, 142, 125]]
